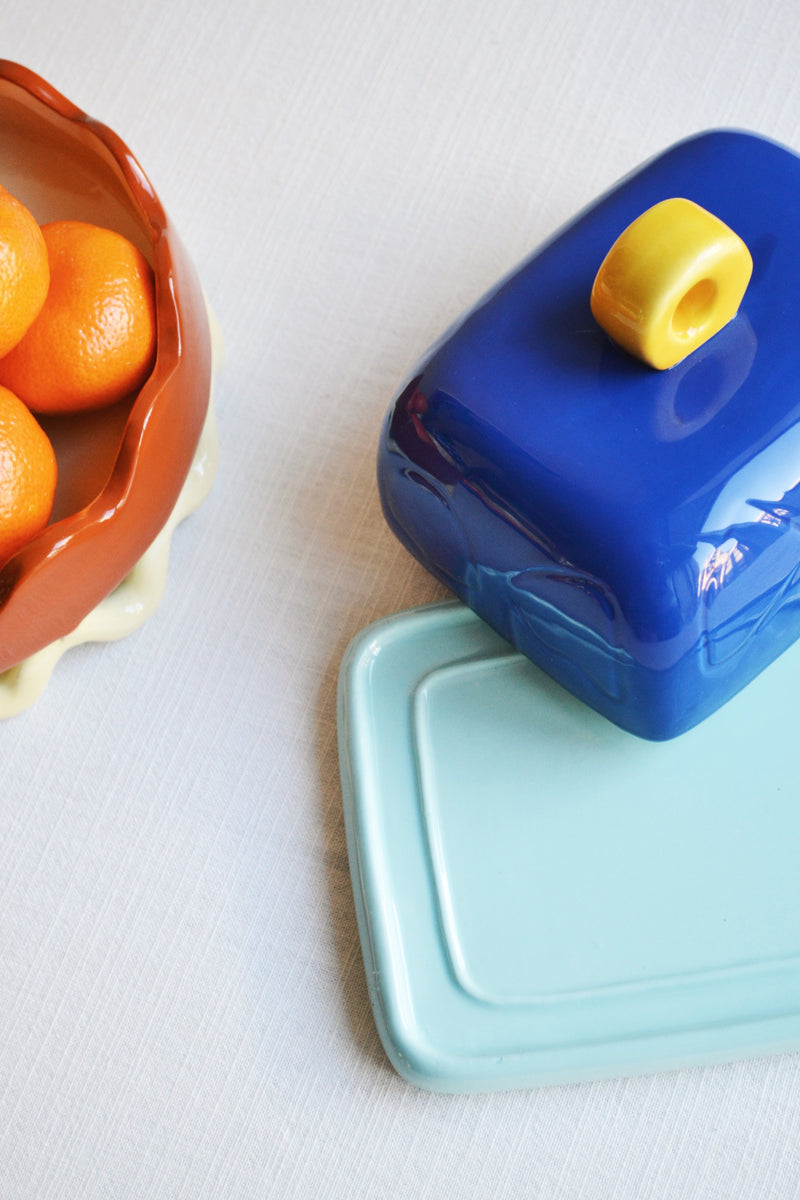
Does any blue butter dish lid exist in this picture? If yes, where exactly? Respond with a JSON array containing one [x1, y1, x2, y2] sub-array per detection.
[[338, 601, 800, 1092], [378, 130, 800, 740]]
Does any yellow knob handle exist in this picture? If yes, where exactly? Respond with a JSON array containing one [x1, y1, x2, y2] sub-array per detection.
[[590, 197, 753, 370]]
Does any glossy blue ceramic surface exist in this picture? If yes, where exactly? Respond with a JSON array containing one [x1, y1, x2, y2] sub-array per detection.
[[378, 130, 800, 739]]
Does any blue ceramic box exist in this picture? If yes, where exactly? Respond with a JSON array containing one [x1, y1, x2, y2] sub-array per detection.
[[378, 130, 800, 740]]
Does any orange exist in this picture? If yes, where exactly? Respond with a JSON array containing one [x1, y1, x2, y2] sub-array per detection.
[[0, 384, 57, 567], [0, 220, 156, 414], [0, 183, 49, 359]]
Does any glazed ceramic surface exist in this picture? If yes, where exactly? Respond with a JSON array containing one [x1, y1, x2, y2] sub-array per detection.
[[590, 197, 753, 369], [0, 313, 221, 717], [0, 61, 212, 673], [339, 601, 800, 1092], [378, 130, 800, 739]]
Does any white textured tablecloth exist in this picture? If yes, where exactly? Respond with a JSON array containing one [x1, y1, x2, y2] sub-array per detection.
[[3, 1, 800, 1196]]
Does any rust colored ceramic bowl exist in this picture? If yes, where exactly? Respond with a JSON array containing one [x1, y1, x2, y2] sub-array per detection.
[[0, 60, 213, 676]]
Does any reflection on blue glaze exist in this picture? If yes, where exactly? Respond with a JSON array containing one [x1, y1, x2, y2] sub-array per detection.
[[378, 130, 800, 739]]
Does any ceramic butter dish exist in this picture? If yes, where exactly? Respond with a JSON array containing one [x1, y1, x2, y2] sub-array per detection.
[[378, 130, 800, 740], [338, 601, 800, 1091]]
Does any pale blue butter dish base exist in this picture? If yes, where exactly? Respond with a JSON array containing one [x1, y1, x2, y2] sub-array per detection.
[[337, 600, 800, 1093]]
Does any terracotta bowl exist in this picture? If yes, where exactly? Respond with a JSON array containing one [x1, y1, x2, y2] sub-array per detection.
[[0, 60, 214, 680]]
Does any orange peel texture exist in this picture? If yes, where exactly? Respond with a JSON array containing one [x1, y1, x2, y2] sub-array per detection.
[[0, 220, 157, 414]]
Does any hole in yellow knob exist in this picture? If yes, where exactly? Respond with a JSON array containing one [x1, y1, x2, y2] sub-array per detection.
[[672, 277, 717, 339], [590, 198, 752, 370]]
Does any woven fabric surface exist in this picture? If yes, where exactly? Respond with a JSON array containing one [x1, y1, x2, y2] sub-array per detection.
[[2, 1, 800, 1196]]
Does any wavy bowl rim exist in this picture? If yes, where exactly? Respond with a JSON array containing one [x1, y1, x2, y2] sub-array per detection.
[[0, 60, 211, 671]]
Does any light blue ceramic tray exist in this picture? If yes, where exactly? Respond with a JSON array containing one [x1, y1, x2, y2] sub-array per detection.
[[337, 600, 800, 1092]]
